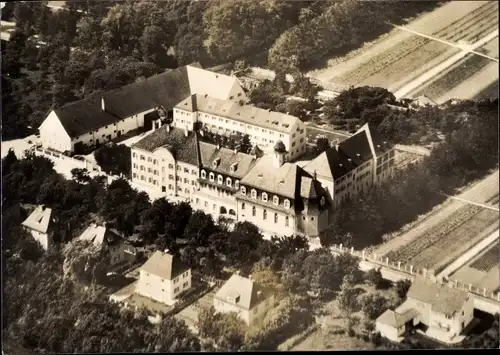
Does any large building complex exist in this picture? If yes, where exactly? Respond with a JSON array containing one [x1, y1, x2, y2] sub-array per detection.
[[38, 63, 248, 153], [130, 121, 395, 237]]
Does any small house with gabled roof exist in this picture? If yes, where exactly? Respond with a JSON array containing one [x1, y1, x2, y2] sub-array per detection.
[[214, 274, 275, 326], [21, 205, 56, 250], [136, 251, 191, 306]]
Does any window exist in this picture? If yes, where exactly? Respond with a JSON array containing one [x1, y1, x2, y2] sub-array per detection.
[[217, 175, 223, 184], [133, 173, 137, 178], [252, 206, 256, 217], [241, 202, 245, 210], [251, 189, 257, 199], [235, 180, 240, 189], [285, 216, 289, 227], [205, 201, 208, 207], [133, 152, 136, 158], [184, 178, 188, 183], [262, 192, 268, 202], [292, 133, 296, 138], [274, 213, 278, 223], [184, 168, 189, 173], [201, 170, 206, 179], [183, 282, 189, 288], [241, 186, 246, 194], [177, 165, 181, 171], [168, 164, 174, 169], [226, 177, 232, 187], [209, 173, 215, 182], [320, 196, 325, 206], [140, 155, 145, 161], [292, 142, 296, 147], [174, 287, 180, 293], [140, 175, 145, 181], [192, 169, 197, 175], [284, 199, 290, 209], [133, 163, 137, 169], [153, 159, 157, 164], [169, 184, 173, 190], [273, 195, 279, 205], [148, 157, 152, 162], [168, 174, 174, 180], [263, 210, 267, 220], [196, 198, 200, 204], [311, 217, 315, 221]]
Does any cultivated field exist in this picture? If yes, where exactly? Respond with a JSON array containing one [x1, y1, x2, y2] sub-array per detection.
[[309, 1, 498, 93], [450, 240, 500, 292], [385, 195, 499, 272], [375, 169, 500, 257]]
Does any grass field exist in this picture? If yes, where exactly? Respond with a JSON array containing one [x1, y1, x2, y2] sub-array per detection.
[[386, 195, 499, 271]]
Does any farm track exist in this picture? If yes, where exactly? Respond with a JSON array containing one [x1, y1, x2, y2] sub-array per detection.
[[335, 1, 498, 86], [387, 195, 500, 269]]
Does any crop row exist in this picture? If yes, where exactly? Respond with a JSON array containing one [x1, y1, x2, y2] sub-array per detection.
[[470, 243, 500, 272]]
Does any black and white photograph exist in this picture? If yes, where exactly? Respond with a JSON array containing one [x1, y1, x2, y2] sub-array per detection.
[[1, 0, 499, 353]]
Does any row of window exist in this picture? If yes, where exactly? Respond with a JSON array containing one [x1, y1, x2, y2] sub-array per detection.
[[201, 170, 240, 189], [240, 187, 292, 209], [242, 203, 290, 226]]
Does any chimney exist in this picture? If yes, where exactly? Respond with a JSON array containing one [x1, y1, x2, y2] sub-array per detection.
[[164, 248, 169, 254], [101, 97, 105, 111], [234, 148, 238, 154], [216, 143, 221, 150], [166, 124, 170, 133], [184, 126, 188, 137]]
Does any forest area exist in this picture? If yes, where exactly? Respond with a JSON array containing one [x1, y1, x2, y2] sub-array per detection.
[[1, 0, 439, 139]]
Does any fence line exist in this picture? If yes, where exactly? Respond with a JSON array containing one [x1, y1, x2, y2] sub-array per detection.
[[329, 244, 499, 302]]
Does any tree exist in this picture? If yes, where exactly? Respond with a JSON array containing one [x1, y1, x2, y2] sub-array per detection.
[[337, 274, 359, 315], [183, 211, 217, 246], [227, 221, 264, 266], [62, 239, 108, 285], [316, 137, 330, 153], [71, 168, 91, 184], [238, 134, 253, 154], [362, 293, 389, 320], [197, 306, 246, 351], [366, 268, 383, 288], [395, 279, 412, 299]]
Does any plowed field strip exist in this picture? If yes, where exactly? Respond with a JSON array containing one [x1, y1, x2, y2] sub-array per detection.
[[470, 243, 500, 272]]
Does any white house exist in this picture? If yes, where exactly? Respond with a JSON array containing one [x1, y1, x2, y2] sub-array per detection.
[[21, 206, 55, 250], [213, 274, 275, 327], [376, 277, 474, 344], [135, 251, 191, 306]]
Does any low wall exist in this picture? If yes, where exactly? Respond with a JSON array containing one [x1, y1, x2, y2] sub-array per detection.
[[330, 244, 500, 306], [394, 144, 431, 157], [34, 147, 101, 172]]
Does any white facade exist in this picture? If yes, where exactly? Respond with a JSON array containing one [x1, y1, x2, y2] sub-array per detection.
[[39, 111, 73, 152], [131, 147, 199, 198], [173, 108, 307, 161], [214, 294, 275, 327], [136, 269, 191, 306]]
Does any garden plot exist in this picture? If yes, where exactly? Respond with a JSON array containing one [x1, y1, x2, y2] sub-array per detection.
[[311, 1, 498, 92], [386, 196, 500, 271], [477, 38, 499, 59], [411, 53, 495, 102]]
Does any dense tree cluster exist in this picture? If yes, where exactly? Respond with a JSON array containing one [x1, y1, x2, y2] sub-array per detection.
[[94, 143, 132, 177], [197, 306, 247, 351], [321, 98, 498, 249], [268, 0, 439, 70]]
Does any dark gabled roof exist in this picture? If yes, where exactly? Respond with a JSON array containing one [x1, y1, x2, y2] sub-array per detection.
[[198, 142, 258, 179], [369, 127, 394, 157], [53, 66, 193, 138], [338, 130, 373, 165], [54, 96, 121, 138], [140, 251, 189, 280], [304, 147, 358, 180], [132, 126, 200, 166], [214, 274, 274, 311]]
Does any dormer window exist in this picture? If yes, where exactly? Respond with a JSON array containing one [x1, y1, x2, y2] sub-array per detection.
[[217, 175, 223, 184], [262, 192, 268, 202], [320, 196, 325, 206], [251, 189, 257, 199], [235, 180, 240, 189], [230, 163, 238, 172], [209, 172, 215, 182], [227, 292, 240, 304], [241, 186, 246, 195], [213, 157, 221, 168], [201, 170, 206, 179], [273, 196, 279, 205], [226, 177, 232, 187], [284, 199, 291, 209]]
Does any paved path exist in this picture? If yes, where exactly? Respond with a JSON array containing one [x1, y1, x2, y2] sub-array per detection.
[[394, 29, 499, 99], [374, 169, 499, 257], [437, 229, 499, 278]]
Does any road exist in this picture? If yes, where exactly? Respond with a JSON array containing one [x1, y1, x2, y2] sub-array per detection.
[[374, 169, 499, 257]]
